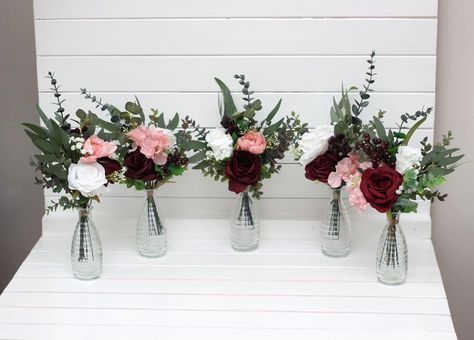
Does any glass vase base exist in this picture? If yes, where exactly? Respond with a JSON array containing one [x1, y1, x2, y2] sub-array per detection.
[[322, 245, 350, 257], [137, 236, 167, 258], [72, 266, 101, 281], [377, 274, 407, 285], [230, 228, 259, 252], [231, 242, 259, 252]]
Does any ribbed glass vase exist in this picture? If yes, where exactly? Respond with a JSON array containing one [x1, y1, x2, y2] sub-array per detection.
[[230, 191, 260, 251], [376, 211, 408, 285], [71, 207, 102, 280], [320, 187, 351, 257], [137, 189, 167, 257]]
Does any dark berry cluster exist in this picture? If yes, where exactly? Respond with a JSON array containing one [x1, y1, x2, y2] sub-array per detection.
[[360, 133, 391, 168], [220, 115, 239, 135], [166, 149, 189, 168], [328, 134, 351, 160]]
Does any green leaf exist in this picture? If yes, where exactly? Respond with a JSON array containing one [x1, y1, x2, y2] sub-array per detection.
[[263, 118, 284, 136], [32, 138, 54, 154], [215, 77, 237, 117], [134, 180, 146, 191], [188, 150, 207, 163], [166, 112, 180, 131], [76, 109, 87, 121], [192, 160, 209, 170], [22, 123, 51, 140], [393, 197, 418, 213], [436, 154, 464, 166], [372, 117, 387, 141], [134, 96, 146, 122], [430, 166, 455, 177], [185, 140, 207, 151], [401, 117, 427, 146], [167, 164, 185, 176], [264, 98, 282, 123], [156, 113, 166, 129], [36, 105, 53, 130]]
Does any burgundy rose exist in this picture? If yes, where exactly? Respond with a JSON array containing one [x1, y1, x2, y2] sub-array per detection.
[[225, 150, 261, 194], [124, 148, 159, 181], [360, 166, 403, 213], [97, 157, 121, 177], [305, 151, 339, 183]]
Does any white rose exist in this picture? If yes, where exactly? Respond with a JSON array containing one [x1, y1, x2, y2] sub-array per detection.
[[67, 162, 107, 197], [298, 125, 334, 165], [396, 146, 423, 174], [205, 127, 233, 161]]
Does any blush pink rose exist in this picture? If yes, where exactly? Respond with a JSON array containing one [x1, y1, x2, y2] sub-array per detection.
[[128, 125, 171, 165], [80, 135, 117, 163], [237, 131, 266, 155]]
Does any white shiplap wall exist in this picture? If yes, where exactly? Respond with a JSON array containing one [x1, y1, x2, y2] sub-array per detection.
[[33, 0, 438, 222]]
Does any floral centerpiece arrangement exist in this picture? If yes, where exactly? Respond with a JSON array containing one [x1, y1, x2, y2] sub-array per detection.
[[187, 74, 308, 250], [293, 51, 377, 257], [24, 73, 123, 280], [81, 90, 196, 257], [351, 107, 464, 284]]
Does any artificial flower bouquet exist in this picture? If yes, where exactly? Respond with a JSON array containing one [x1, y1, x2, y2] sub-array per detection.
[[81, 90, 196, 257], [353, 107, 464, 284], [188, 74, 308, 250], [293, 51, 377, 256], [24, 73, 123, 279]]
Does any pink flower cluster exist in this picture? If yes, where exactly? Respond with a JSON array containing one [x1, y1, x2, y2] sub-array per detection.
[[327, 153, 372, 212], [80, 135, 117, 163], [128, 125, 173, 165], [237, 130, 267, 155]]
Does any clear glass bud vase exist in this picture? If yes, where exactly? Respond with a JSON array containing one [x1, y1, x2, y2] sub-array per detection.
[[137, 189, 167, 257], [71, 207, 102, 280], [376, 211, 408, 285], [230, 191, 260, 251], [320, 188, 351, 257]]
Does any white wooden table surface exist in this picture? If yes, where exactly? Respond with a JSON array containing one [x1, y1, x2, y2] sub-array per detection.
[[0, 215, 456, 339]]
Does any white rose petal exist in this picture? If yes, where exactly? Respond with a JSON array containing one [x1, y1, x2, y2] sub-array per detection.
[[297, 125, 334, 165], [205, 127, 233, 161], [396, 146, 423, 174], [67, 161, 108, 197]]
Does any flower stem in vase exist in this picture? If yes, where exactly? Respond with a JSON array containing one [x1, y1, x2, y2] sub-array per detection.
[[230, 191, 260, 251], [320, 188, 351, 257], [376, 211, 408, 285], [137, 188, 167, 257]]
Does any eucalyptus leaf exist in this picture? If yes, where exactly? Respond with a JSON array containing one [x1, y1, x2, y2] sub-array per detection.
[[263, 118, 284, 136], [187, 150, 207, 163], [166, 112, 180, 131], [401, 117, 427, 146], [215, 77, 237, 117], [265, 98, 281, 123], [372, 117, 387, 141], [36, 105, 53, 130]]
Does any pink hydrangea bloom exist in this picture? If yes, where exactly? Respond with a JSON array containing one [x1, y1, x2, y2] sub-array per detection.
[[80, 135, 117, 163], [128, 125, 172, 165], [237, 130, 267, 155], [347, 172, 369, 212], [328, 152, 372, 188]]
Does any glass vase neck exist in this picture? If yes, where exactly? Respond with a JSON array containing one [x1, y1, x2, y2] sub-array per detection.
[[146, 189, 155, 197], [386, 211, 401, 229], [77, 207, 92, 217], [331, 187, 342, 199]]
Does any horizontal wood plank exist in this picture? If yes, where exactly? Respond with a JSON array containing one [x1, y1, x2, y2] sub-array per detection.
[[0, 307, 454, 331], [0, 324, 457, 340], [35, 19, 436, 56], [34, 0, 438, 19], [36, 56, 436, 92]]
